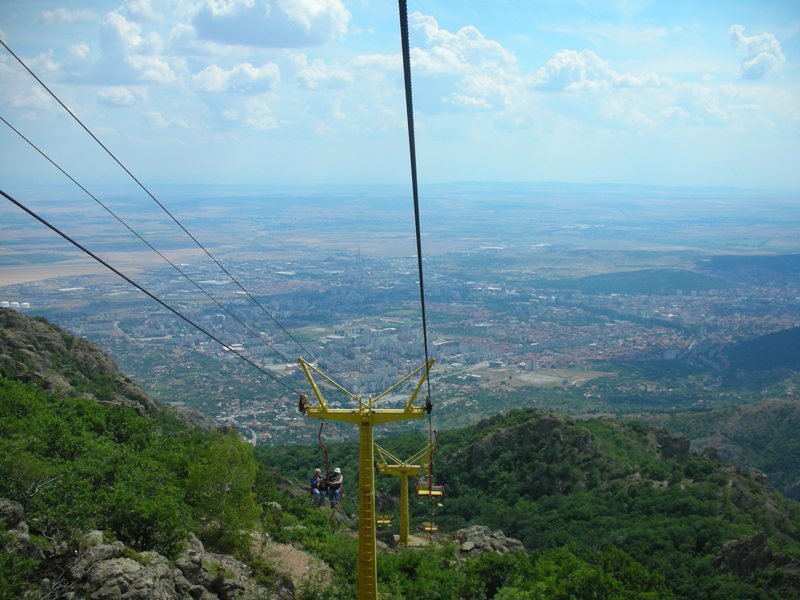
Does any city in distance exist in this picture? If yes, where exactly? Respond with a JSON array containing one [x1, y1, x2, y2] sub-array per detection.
[[1, 182, 799, 446]]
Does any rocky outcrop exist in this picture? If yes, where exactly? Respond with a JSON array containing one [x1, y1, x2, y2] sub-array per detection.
[[451, 525, 524, 560], [714, 532, 800, 591], [652, 429, 690, 462], [70, 533, 179, 600], [0, 309, 214, 430], [713, 532, 773, 576], [62, 530, 290, 600], [2, 501, 290, 600], [0, 498, 38, 560]]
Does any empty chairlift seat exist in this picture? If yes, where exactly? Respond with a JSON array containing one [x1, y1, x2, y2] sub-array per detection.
[[415, 480, 445, 497]]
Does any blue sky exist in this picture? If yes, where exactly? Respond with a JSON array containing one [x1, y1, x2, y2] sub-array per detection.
[[1, 0, 798, 190]]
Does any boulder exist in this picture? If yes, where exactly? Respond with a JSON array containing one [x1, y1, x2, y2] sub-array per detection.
[[653, 429, 690, 462], [713, 533, 773, 576], [70, 531, 125, 580], [452, 525, 524, 559], [84, 554, 176, 600], [46, 530, 269, 599], [0, 498, 25, 528], [0, 498, 38, 559]]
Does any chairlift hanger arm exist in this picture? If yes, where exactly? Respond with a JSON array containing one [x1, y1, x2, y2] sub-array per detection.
[[301, 406, 426, 424], [298, 358, 433, 422], [373, 441, 433, 475], [298, 357, 360, 411], [372, 358, 434, 407], [374, 443, 403, 467], [406, 442, 435, 467]]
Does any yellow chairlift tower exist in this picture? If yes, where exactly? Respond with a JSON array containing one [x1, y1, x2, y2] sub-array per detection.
[[373, 439, 436, 545], [298, 357, 434, 600]]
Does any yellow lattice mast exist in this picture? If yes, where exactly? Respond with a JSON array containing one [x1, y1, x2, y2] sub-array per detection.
[[373, 440, 436, 545], [298, 357, 434, 600]]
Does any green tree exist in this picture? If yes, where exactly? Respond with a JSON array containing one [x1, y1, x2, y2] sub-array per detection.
[[186, 429, 260, 554]]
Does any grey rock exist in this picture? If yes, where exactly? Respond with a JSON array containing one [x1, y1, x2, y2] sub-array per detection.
[[452, 525, 524, 559], [0, 498, 24, 528], [714, 532, 773, 576], [85, 555, 177, 600], [70, 532, 125, 581]]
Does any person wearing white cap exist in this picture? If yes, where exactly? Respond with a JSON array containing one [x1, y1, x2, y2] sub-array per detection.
[[327, 467, 343, 507]]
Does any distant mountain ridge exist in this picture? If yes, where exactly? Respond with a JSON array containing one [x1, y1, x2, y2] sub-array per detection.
[[570, 268, 732, 294], [725, 325, 800, 371], [703, 253, 800, 274]]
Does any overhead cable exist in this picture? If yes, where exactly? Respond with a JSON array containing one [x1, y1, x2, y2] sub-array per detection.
[[0, 38, 317, 362], [0, 114, 293, 365], [0, 188, 303, 396], [398, 1, 433, 409]]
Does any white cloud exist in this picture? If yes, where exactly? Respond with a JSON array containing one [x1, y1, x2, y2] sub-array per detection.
[[127, 54, 176, 82], [443, 93, 492, 110], [532, 49, 666, 92], [102, 12, 161, 57], [97, 12, 177, 83], [729, 25, 785, 80], [145, 111, 190, 128], [96, 86, 137, 107], [242, 97, 279, 129], [398, 13, 524, 114], [27, 51, 61, 79], [10, 86, 54, 111], [296, 56, 352, 90], [410, 12, 517, 76], [352, 54, 401, 71], [193, 64, 228, 91], [68, 44, 91, 60], [193, 62, 280, 92], [192, 0, 350, 47], [121, 0, 162, 23], [39, 8, 97, 24]]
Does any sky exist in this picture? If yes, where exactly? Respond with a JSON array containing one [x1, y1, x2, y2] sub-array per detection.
[[0, 0, 799, 191]]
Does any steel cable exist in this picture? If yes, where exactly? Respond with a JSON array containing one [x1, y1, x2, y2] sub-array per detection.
[[0, 38, 317, 362], [0, 187, 303, 395]]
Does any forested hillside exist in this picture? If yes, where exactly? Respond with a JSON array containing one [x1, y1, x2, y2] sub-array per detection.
[[4, 309, 800, 599], [659, 397, 800, 500], [261, 410, 800, 599], [0, 311, 673, 599]]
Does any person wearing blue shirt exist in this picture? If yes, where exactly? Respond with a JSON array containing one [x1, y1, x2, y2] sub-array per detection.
[[310, 468, 325, 507]]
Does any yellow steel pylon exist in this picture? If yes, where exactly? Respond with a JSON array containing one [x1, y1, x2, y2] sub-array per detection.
[[298, 357, 434, 600], [374, 440, 436, 545]]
